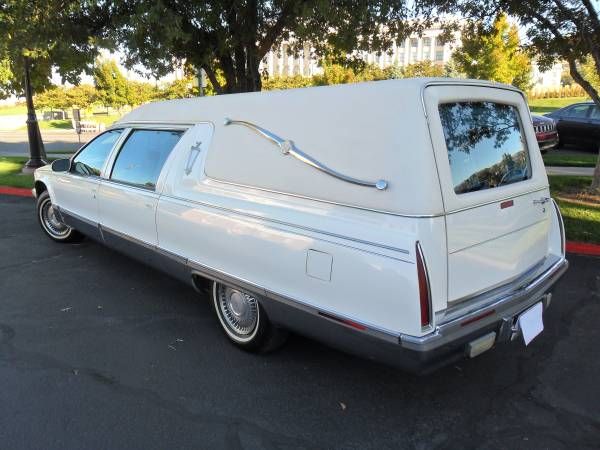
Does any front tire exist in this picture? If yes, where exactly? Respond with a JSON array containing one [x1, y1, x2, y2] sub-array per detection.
[[212, 281, 287, 353], [36, 191, 82, 243]]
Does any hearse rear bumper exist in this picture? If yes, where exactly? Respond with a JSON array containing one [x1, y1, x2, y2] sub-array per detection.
[[263, 256, 568, 374]]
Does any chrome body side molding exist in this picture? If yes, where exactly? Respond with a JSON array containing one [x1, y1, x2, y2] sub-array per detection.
[[223, 118, 389, 191]]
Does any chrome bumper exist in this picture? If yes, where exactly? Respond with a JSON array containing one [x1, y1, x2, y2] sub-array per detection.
[[400, 257, 569, 353]]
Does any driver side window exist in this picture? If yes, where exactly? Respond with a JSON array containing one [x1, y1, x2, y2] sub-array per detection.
[[71, 129, 123, 177]]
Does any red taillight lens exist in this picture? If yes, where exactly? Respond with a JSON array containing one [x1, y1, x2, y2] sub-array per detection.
[[416, 242, 431, 328]]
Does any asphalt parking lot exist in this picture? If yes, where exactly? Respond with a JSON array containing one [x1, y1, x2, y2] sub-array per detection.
[[1, 194, 599, 449]]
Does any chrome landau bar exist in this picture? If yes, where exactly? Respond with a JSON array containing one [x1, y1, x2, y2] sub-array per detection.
[[223, 118, 389, 191]]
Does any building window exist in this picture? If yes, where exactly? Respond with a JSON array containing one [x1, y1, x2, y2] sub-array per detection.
[[435, 43, 445, 62], [410, 38, 418, 63], [282, 44, 289, 75], [423, 37, 431, 61]]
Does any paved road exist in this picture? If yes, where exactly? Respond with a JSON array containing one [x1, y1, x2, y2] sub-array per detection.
[[1, 195, 599, 449], [0, 130, 96, 156]]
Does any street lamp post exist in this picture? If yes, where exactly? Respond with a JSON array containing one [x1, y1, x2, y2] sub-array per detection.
[[22, 56, 47, 172]]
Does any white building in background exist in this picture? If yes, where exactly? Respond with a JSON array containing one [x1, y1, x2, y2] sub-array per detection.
[[260, 26, 564, 91], [260, 26, 459, 78], [531, 62, 563, 89]]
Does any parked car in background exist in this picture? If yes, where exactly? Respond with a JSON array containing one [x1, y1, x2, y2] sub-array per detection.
[[545, 101, 600, 150], [531, 114, 559, 152], [32, 79, 568, 373]]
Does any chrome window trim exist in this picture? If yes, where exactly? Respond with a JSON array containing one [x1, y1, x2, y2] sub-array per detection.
[[106, 127, 187, 192], [437, 100, 534, 196], [111, 121, 196, 129], [68, 128, 128, 179]]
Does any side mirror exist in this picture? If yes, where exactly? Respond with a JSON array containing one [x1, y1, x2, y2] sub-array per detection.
[[51, 158, 70, 172]]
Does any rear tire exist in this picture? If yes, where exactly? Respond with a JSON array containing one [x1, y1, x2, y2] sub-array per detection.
[[36, 191, 82, 243], [211, 281, 288, 353]]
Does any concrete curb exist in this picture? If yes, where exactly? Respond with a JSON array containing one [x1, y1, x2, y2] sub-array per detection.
[[2, 187, 600, 256]]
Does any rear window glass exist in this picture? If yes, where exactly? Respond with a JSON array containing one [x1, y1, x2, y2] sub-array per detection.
[[439, 102, 531, 194]]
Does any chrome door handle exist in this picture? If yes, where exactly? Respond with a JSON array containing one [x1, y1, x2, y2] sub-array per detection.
[[533, 197, 550, 205], [224, 118, 389, 190]]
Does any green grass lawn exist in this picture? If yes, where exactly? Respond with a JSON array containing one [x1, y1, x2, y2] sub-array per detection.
[[0, 104, 27, 116], [0, 157, 35, 188], [543, 150, 598, 167], [549, 175, 600, 244], [91, 114, 120, 127], [528, 96, 589, 114]]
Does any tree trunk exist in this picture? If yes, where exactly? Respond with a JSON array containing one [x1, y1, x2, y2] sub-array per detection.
[[592, 148, 600, 192]]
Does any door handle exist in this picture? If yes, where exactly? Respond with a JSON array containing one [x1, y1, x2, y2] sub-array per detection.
[[533, 197, 550, 205]]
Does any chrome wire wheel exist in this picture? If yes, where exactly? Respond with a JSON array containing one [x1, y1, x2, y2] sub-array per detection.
[[213, 283, 260, 343], [38, 196, 71, 239]]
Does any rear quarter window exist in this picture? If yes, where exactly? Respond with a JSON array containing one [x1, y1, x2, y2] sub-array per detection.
[[439, 102, 531, 194]]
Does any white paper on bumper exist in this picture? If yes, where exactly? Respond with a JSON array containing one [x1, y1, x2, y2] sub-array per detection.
[[518, 302, 544, 345]]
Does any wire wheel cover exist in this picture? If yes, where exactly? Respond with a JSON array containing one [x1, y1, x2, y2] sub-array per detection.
[[40, 198, 69, 237], [216, 285, 259, 336]]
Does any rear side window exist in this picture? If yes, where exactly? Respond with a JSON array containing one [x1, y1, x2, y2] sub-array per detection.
[[72, 129, 123, 176], [110, 129, 184, 190], [565, 104, 591, 118], [439, 102, 531, 195]]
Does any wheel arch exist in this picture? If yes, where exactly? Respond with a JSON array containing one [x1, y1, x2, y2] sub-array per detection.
[[34, 180, 48, 197]]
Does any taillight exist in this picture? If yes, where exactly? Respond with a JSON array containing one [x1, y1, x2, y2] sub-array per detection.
[[416, 242, 432, 328]]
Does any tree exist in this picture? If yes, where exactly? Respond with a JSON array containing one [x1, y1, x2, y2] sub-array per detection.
[[451, 14, 533, 91], [159, 76, 198, 100], [93, 60, 128, 110], [125, 80, 159, 106], [105, 1, 415, 94], [402, 60, 445, 78], [68, 84, 98, 110], [35, 86, 71, 111], [0, 0, 110, 168], [419, 0, 600, 191]]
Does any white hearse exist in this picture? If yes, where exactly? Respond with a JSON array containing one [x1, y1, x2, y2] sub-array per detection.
[[33, 78, 568, 372]]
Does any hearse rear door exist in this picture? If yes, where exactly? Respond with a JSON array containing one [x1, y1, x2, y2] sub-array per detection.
[[423, 84, 551, 304]]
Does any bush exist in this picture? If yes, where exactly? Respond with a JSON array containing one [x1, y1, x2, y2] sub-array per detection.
[[527, 84, 587, 99]]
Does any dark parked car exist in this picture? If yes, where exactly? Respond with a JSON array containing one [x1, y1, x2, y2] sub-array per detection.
[[531, 114, 559, 152], [545, 101, 600, 150]]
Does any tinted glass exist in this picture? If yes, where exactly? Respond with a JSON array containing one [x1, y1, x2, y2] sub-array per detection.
[[566, 104, 591, 118], [72, 130, 123, 176], [110, 129, 183, 190], [589, 106, 600, 120], [439, 102, 531, 194]]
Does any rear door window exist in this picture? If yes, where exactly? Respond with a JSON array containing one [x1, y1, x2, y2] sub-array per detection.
[[439, 102, 531, 194], [110, 129, 184, 190]]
